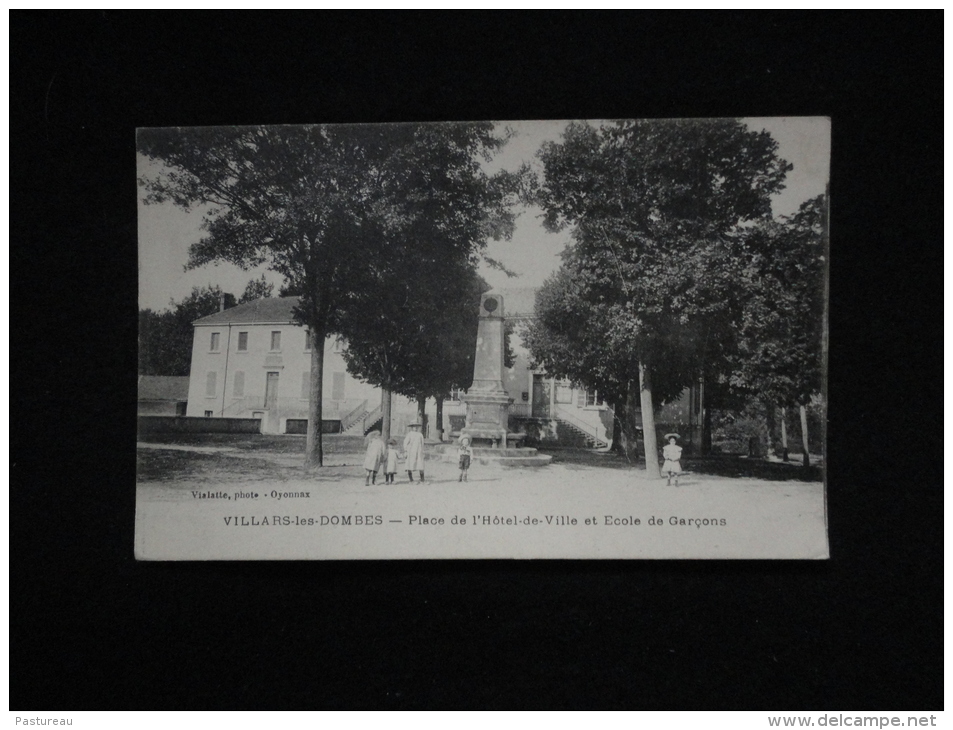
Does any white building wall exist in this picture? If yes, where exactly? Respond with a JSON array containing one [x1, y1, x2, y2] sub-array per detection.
[[187, 322, 383, 433], [184, 310, 619, 443]]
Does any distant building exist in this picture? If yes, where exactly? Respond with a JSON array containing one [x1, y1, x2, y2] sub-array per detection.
[[138, 375, 189, 416], [185, 293, 701, 448], [186, 297, 383, 434]]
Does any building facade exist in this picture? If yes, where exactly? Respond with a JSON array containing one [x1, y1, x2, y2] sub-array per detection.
[[186, 298, 381, 434], [185, 293, 701, 447]]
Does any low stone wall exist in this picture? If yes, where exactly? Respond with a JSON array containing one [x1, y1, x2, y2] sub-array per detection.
[[285, 419, 342, 435], [137, 416, 262, 434]]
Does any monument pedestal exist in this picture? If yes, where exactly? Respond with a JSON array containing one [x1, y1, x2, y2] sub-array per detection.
[[455, 292, 549, 465], [460, 389, 511, 448]]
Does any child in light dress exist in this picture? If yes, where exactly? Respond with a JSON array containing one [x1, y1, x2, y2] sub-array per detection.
[[662, 433, 683, 487], [363, 430, 385, 486], [383, 439, 399, 484]]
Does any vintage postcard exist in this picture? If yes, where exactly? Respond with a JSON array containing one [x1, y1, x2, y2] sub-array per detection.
[[136, 118, 829, 560]]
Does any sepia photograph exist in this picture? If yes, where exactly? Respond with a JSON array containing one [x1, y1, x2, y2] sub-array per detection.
[[135, 117, 830, 560]]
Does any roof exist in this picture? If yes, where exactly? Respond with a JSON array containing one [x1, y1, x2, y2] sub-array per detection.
[[487, 287, 538, 318], [193, 297, 301, 326], [138, 375, 190, 401]]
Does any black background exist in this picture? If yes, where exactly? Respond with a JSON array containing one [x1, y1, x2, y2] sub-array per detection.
[[10, 11, 942, 709]]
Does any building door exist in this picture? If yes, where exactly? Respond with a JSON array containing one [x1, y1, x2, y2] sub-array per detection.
[[264, 372, 280, 433], [532, 375, 551, 418]]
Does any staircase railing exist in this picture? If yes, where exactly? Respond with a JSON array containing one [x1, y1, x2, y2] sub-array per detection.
[[363, 404, 383, 434], [340, 399, 368, 433], [553, 405, 608, 447]]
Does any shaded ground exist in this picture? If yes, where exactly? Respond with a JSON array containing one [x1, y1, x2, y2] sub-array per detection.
[[137, 433, 823, 484], [539, 448, 823, 482], [137, 449, 310, 483]]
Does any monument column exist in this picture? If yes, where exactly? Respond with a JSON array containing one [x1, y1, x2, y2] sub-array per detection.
[[461, 293, 512, 448]]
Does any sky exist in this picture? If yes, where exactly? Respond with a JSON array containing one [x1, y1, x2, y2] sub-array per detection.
[[137, 117, 830, 311]]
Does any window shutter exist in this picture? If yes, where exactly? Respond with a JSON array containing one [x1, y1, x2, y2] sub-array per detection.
[[205, 372, 217, 397], [301, 372, 310, 399], [332, 372, 345, 401], [233, 371, 245, 397]]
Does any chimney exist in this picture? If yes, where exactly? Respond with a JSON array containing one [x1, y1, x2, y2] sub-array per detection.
[[219, 293, 225, 312]]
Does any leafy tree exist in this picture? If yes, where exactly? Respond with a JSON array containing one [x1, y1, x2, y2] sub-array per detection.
[[535, 119, 791, 476], [523, 256, 692, 459], [239, 274, 274, 303], [502, 320, 517, 370], [138, 285, 236, 376], [139, 308, 181, 376], [139, 123, 522, 466], [337, 230, 490, 441], [726, 194, 827, 464]]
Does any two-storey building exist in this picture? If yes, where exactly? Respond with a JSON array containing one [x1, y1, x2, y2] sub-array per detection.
[[186, 292, 702, 448]]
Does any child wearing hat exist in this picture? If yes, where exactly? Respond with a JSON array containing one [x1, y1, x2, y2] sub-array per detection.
[[662, 433, 683, 486], [457, 435, 473, 482], [402, 422, 426, 483], [383, 438, 399, 484]]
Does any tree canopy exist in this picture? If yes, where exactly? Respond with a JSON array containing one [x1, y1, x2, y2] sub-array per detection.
[[725, 194, 827, 408], [138, 285, 236, 377], [239, 274, 274, 303], [531, 119, 794, 474], [138, 123, 524, 465]]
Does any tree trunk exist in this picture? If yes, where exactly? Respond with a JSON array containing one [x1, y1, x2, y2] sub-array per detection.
[[799, 404, 810, 467], [305, 326, 325, 467], [609, 399, 624, 454], [697, 373, 710, 455], [381, 388, 392, 443], [700, 380, 712, 455], [780, 407, 789, 461], [639, 360, 660, 478], [624, 381, 641, 462], [435, 395, 445, 442], [417, 396, 427, 438], [764, 401, 776, 459]]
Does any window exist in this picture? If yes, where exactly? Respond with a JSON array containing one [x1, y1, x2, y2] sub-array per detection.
[[332, 372, 345, 401], [237, 332, 248, 351], [555, 381, 573, 404], [450, 387, 465, 402], [270, 331, 281, 351], [304, 330, 311, 351], [585, 388, 604, 407], [233, 371, 245, 397], [205, 372, 217, 397], [209, 332, 220, 351], [204, 410, 213, 418], [332, 337, 343, 353], [301, 372, 310, 399]]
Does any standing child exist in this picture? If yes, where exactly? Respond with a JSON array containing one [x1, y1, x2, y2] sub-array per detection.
[[384, 438, 399, 484], [402, 422, 426, 483], [363, 430, 385, 486], [662, 433, 683, 487], [457, 435, 473, 482]]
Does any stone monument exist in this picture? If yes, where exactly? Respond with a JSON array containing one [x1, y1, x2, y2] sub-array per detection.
[[433, 291, 550, 467], [461, 293, 513, 448]]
